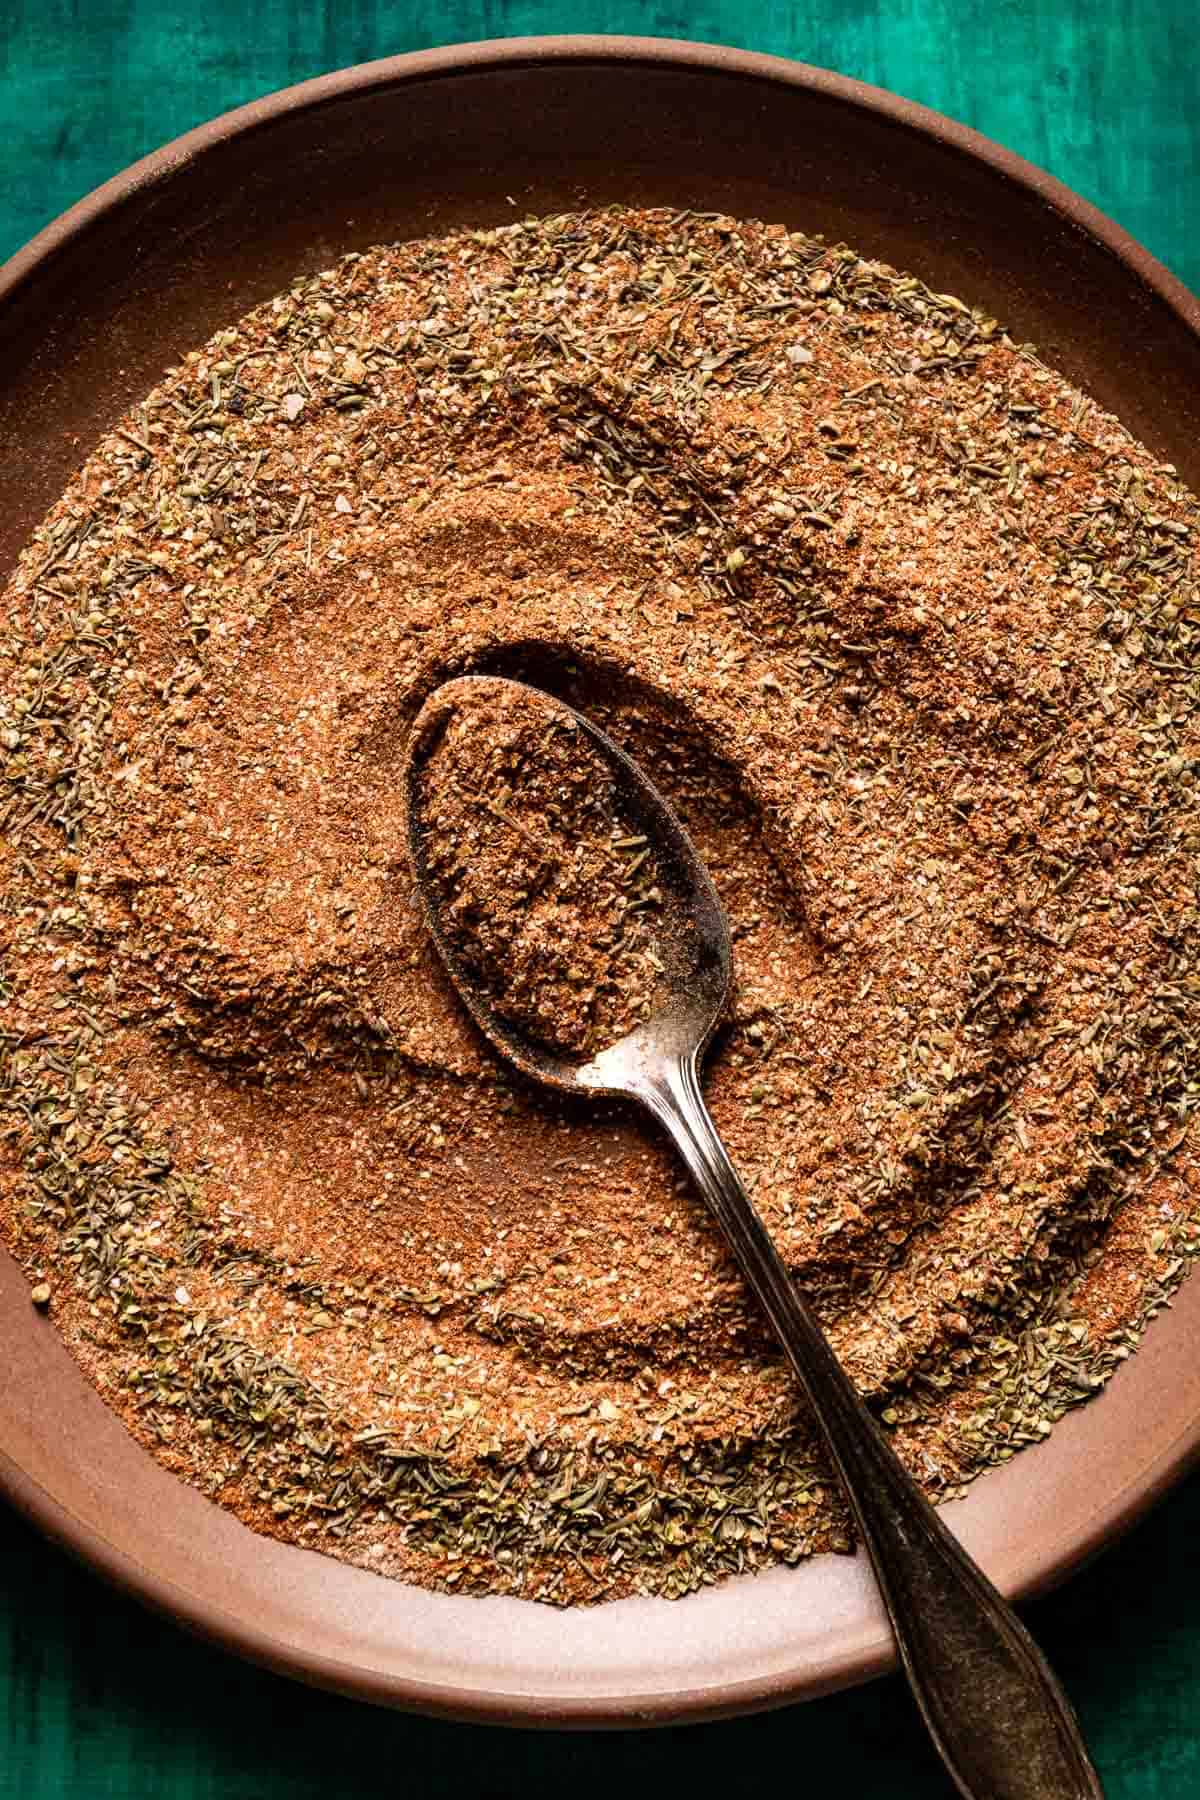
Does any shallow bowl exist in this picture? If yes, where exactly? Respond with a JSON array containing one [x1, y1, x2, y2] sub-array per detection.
[[3, 35, 1200, 1726]]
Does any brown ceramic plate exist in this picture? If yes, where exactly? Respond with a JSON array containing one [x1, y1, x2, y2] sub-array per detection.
[[3, 37, 1200, 1727]]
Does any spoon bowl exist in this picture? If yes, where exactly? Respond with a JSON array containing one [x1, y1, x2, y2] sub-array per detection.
[[402, 674, 731, 1098]]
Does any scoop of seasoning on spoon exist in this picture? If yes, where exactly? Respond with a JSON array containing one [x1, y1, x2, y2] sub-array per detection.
[[404, 673, 1104, 1800]]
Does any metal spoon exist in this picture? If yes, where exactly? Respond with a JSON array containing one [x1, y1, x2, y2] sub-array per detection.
[[403, 674, 1104, 1800]]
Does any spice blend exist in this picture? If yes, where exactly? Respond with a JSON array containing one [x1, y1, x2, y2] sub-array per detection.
[[2, 207, 1199, 1604], [409, 676, 674, 1061]]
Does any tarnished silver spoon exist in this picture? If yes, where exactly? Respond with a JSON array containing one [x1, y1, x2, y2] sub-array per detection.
[[403, 674, 1103, 1800]]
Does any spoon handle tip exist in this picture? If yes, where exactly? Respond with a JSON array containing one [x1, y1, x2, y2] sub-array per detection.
[[641, 1051, 1104, 1800]]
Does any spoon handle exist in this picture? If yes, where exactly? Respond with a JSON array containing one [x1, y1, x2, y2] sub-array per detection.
[[642, 1052, 1104, 1800]]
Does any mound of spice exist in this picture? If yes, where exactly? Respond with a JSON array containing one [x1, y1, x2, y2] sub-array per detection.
[[409, 678, 671, 1060], [2, 205, 1199, 1606]]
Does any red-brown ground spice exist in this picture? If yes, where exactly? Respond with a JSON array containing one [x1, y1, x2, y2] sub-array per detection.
[[0, 207, 1198, 1603], [409, 676, 673, 1060]]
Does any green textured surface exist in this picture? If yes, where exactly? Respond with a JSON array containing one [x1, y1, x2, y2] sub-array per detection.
[[2, 0, 1200, 292], [1, 3, 1198, 1795]]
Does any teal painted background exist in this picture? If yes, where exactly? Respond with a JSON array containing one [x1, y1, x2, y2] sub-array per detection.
[[3, 0, 1200, 290], [1, 3, 1199, 1795]]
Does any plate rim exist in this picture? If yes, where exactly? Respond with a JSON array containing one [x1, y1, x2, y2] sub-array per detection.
[[4, 35, 1199, 340]]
